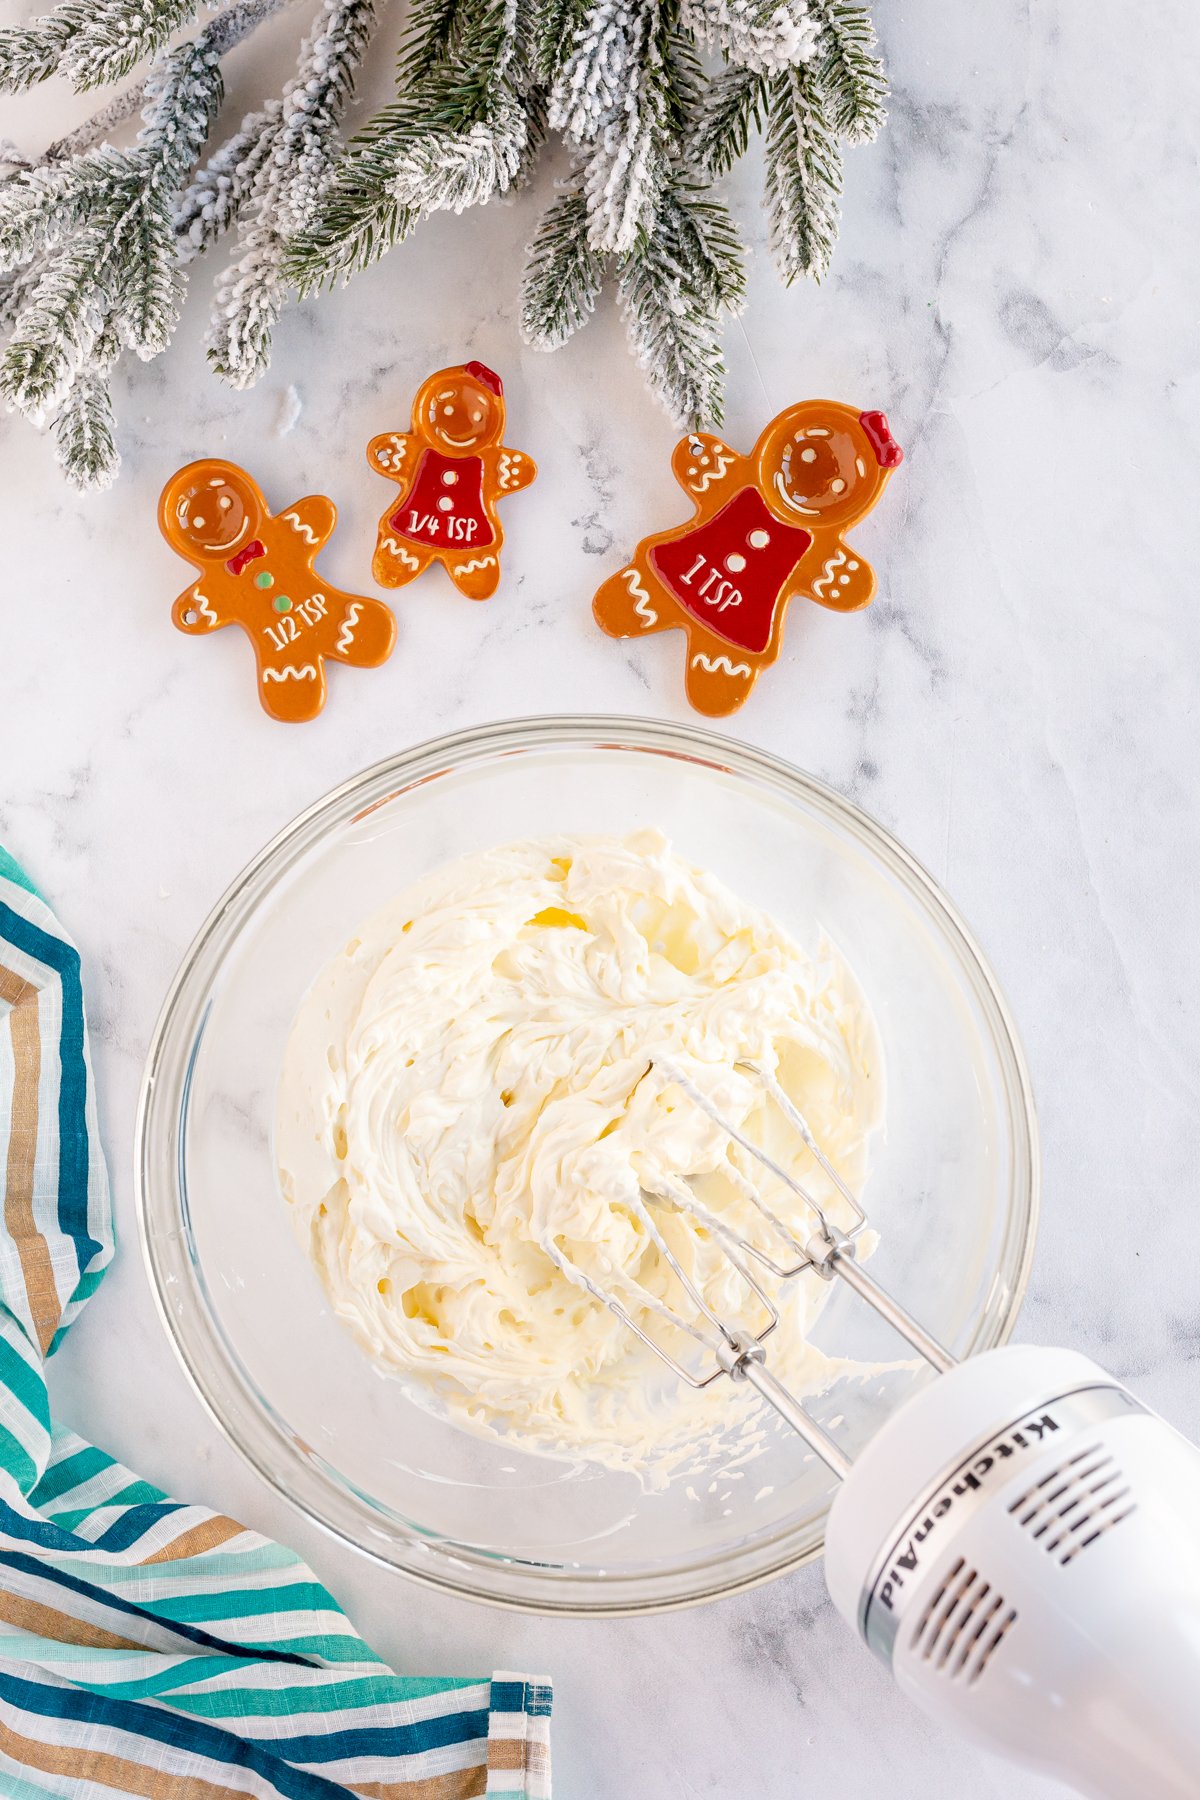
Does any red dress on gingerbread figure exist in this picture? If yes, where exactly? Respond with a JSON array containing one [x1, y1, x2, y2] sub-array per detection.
[[367, 361, 537, 601], [159, 461, 396, 723], [592, 400, 903, 716]]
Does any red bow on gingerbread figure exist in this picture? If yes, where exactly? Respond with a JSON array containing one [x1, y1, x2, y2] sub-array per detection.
[[592, 400, 903, 715]]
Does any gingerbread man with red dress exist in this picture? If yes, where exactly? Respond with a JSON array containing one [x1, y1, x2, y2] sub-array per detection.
[[160, 460, 396, 723], [592, 401, 903, 716], [366, 361, 537, 601]]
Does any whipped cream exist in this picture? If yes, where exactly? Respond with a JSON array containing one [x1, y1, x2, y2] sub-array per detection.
[[276, 830, 883, 1478]]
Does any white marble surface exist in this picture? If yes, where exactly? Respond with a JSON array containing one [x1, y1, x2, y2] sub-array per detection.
[[3, 1, 1200, 1793]]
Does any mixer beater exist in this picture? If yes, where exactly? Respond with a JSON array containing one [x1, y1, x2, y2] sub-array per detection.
[[566, 1058, 1200, 1800]]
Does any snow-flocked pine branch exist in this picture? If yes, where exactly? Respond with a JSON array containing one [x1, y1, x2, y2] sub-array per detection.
[[207, 0, 379, 387], [0, 0, 887, 486]]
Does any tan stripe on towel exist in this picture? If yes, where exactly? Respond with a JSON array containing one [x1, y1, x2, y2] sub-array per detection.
[[0, 1717, 253, 1800], [490, 1734, 550, 1776], [355, 1769, 487, 1800], [0, 1588, 145, 1652], [140, 1514, 246, 1564], [0, 964, 59, 1352]]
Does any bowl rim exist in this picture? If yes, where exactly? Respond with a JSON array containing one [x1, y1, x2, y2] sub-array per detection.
[[135, 713, 1040, 1616]]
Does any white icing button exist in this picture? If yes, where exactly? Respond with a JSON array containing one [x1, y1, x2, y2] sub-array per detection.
[[749, 529, 770, 548], [442, 470, 458, 485], [838, 574, 851, 585], [801, 448, 817, 463], [831, 477, 846, 493], [725, 553, 746, 573], [848, 560, 859, 571], [437, 496, 453, 512]]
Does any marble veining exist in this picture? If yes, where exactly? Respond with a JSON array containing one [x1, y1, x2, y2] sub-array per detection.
[[2, 2, 1199, 1794]]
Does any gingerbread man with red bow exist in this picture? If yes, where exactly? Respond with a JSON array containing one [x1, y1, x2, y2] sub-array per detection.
[[366, 361, 537, 601], [160, 460, 396, 722], [592, 401, 903, 715]]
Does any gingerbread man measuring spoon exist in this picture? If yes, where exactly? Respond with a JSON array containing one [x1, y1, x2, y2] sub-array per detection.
[[160, 460, 396, 722], [367, 361, 537, 600], [592, 400, 903, 716]]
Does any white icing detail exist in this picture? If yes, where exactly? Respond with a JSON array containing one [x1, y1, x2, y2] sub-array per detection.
[[622, 567, 658, 626], [848, 560, 860, 571], [691, 651, 751, 678], [337, 603, 362, 652], [263, 664, 317, 683], [194, 590, 219, 625], [382, 537, 420, 571], [437, 496, 453, 512], [801, 448, 817, 463], [283, 510, 318, 544], [831, 477, 846, 494], [748, 529, 770, 549], [725, 553, 746, 574], [498, 452, 522, 490], [442, 470, 457, 485], [692, 445, 733, 492], [856, 457, 867, 477], [812, 549, 849, 601], [456, 555, 497, 574]]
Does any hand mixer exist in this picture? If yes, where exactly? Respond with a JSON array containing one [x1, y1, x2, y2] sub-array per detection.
[[589, 1058, 1200, 1800]]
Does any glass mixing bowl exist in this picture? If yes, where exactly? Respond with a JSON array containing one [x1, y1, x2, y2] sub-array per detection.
[[136, 716, 1038, 1614]]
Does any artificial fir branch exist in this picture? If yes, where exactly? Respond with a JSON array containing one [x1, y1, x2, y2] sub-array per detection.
[[679, 0, 817, 76], [207, 0, 379, 386], [64, 0, 201, 94], [0, 13, 75, 93], [0, 0, 203, 95], [520, 185, 604, 348], [175, 102, 284, 263], [764, 60, 841, 281], [685, 62, 767, 178], [0, 28, 224, 465], [286, 0, 527, 290], [809, 0, 885, 142], [51, 320, 120, 488], [616, 181, 745, 428], [0, 0, 886, 485]]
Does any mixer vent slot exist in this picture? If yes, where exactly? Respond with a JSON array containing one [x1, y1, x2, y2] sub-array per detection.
[[910, 1557, 1017, 1685], [1007, 1442, 1137, 1565]]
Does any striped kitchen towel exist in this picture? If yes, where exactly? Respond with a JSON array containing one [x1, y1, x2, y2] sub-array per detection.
[[0, 848, 552, 1799]]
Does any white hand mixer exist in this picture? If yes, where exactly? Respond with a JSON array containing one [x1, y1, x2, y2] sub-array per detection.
[[584, 1059, 1200, 1800]]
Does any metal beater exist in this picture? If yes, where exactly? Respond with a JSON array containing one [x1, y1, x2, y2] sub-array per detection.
[[558, 1056, 956, 1479], [557, 1058, 1200, 1800]]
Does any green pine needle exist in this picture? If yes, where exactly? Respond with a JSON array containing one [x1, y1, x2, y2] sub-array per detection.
[[686, 64, 768, 179], [65, 0, 200, 93], [521, 186, 606, 348], [765, 62, 842, 283], [52, 324, 121, 488], [810, 0, 887, 143], [616, 183, 745, 430], [0, 0, 886, 488], [0, 13, 74, 91]]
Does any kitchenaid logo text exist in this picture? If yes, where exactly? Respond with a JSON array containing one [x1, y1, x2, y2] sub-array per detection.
[[876, 1411, 1061, 1613]]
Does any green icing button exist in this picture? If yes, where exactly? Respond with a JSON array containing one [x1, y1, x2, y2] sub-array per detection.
[[254, 571, 274, 589], [273, 595, 293, 613]]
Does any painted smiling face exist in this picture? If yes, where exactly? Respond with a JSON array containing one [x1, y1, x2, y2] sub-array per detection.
[[419, 366, 503, 453], [758, 404, 897, 531], [164, 465, 260, 559]]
